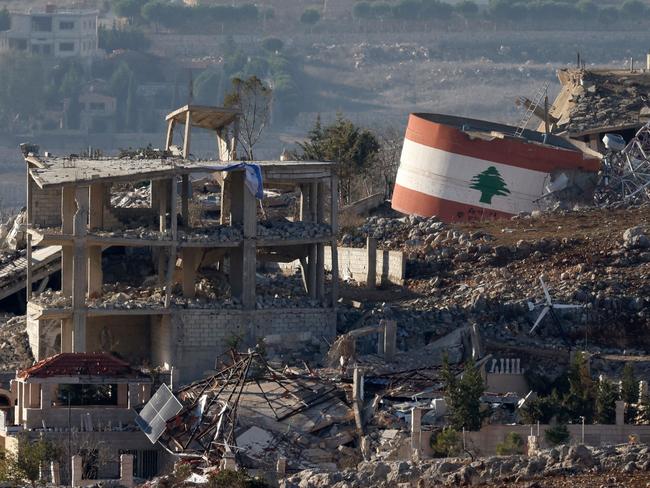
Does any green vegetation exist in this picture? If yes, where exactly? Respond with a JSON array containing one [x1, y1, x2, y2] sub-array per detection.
[[544, 424, 570, 446], [430, 427, 462, 457], [621, 363, 638, 422], [0, 435, 60, 487], [99, 25, 151, 52], [0, 7, 10, 31], [442, 355, 486, 431], [496, 432, 525, 455], [207, 469, 270, 488], [295, 114, 380, 204], [595, 377, 619, 425], [300, 8, 322, 25]]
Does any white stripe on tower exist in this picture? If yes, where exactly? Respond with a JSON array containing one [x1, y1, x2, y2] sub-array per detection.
[[396, 138, 551, 215]]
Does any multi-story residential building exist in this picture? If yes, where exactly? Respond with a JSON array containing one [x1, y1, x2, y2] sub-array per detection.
[[0, 5, 98, 58]]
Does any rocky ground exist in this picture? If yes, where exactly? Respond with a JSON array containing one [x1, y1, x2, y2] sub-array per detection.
[[282, 443, 650, 487], [338, 204, 650, 378]]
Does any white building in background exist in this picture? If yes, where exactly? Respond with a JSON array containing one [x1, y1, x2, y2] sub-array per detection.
[[0, 5, 98, 58]]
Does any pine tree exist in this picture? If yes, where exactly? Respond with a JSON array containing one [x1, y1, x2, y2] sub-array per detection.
[[621, 363, 638, 423], [636, 394, 650, 424], [595, 377, 619, 424], [469, 166, 511, 204], [563, 351, 595, 423], [442, 355, 485, 431]]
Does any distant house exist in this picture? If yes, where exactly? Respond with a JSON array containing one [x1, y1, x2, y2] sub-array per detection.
[[0, 4, 98, 59]]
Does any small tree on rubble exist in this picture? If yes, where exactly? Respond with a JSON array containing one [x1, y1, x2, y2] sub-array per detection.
[[442, 354, 486, 431], [224, 76, 272, 160]]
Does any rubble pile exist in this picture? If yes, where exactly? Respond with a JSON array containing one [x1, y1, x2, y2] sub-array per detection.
[[258, 220, 332, 240], [148, 352, 357, 474], [178, 224, 242, 243], [90, 227, 169, 241], [256, 272, 323, 309], [341, 215, 448, 249], [0, 315, 33, 371], [110, 185, 151, 208], [282, 443, 650, 487], [0, 211, 26, 250]]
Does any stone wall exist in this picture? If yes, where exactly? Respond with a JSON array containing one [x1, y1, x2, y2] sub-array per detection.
[[274, 246, 405, 285], [168, 307, 337, 383], [418, 424, 650, 457]]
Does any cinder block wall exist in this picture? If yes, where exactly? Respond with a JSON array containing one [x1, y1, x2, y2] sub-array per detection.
[[273, 246, 405, 285], [167, 308, 337, 383], [31, 187, 62, 227]]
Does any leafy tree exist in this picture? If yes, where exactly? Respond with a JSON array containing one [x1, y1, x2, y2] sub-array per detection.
[[207, 468, 270, 488], [430, 427, 461, 457], [0, 7, 10, 31], [636, 393, 650, 424], [496, 432, 525, 455], [262, 37, 284, 53], [125, 72, 138, 130], [621, 363, 638, 422], [519, 390, 562, 424], [0, 435, 59, 487], [621, 0, 647, 18], [110, 61, 133, 97], [598, 6, 619, 24], [0, 54, 46, 130], [300, 8, 321, 25], [224, 76, 272, 160], [194, 69, 223, 105], [112, 0, 146, 23], [456, 0, 479, 17], [544, 424, 570, 446], [98, 25, 151, 51], [141, 0, 180, 29], [353, 2, 373, 19], [442, 354, 486, 431], [595, 377, 619, 424], [295, 114, 380, 204], [563, 351, 595, 423]]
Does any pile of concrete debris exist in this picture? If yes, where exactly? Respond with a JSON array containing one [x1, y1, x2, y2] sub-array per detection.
[[258, 220, 331, 240], [0, 315, 33, 371], [110, 185, 151, 208], [281, 443, 650, 487]]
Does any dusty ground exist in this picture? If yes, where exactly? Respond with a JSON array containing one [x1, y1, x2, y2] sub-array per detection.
[[505, 471, 650, 487]]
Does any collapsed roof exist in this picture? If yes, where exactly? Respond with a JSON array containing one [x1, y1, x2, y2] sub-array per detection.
[[548, 68, 650, 137]]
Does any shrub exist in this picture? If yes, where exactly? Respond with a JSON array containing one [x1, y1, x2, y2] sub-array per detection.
[[496, 432, 525, 455], [430, 427, 462, 457], [300, 8, 321, 25], [545, 424, 570, 446]]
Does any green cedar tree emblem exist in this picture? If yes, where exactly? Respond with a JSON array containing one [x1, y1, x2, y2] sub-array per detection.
[[469, 166, 511, 204]]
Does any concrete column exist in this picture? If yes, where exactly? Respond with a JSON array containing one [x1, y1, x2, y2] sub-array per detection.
[[353, 367, 364, 431], [229, 171, 256, 309], [164, 178, 178, 308], [72, 186, 88, 353], [120, 454, 134, 488], [26, 170, 32, 300], [61, 186, 76, 297], [308, 244, 317, 299], [527, 435, 539, 456], [410, 407, 423, 452], [181, 174, 190, 227], [616, 400, 625, 426], [366, 237, 377, 288], [316, 182, 325, 302], [165, 119, 175, 150], [157, 179, 169, 233], [87, 246, 102, 297], [181, 248, 199, 298], [61, 319, 73, 353], [383, 320, 397, 362], [182, 110, 191, 158], [88, 183, 104, 230], [330, 176, 339, 307], [71, 455, 83, 487], [50, 461, 60, 486], [276, 457, 287, 477]]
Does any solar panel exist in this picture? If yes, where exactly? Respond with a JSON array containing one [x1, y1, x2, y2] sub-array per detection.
[[135, 384, 183, 444]]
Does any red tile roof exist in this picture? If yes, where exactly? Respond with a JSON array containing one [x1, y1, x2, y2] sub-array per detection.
[[19, 353, 149, 380]]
